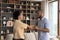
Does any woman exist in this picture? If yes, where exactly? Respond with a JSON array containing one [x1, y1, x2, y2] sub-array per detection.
[[13, 10, 33, 40]]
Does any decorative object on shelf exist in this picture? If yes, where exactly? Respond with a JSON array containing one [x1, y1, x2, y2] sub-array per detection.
[[3, 16, 6, 20], [3, 21, 6, 27], [6, 21, 13, 27], [31, 7, 35, 10], [10, 11, 12, 13], [1, 31, 4, 34], [7, 29, 9, 33], [1, 10, 4, 13], [1, 36, 4, 40], [6, 17, 13, 27], [26, 16, 29, 20], [31, 3, 34, 6], [36, 4, 39, 6], [22, 2, 24, 5], [7, 7, 11, 9], [10, 17, 13, 20], [20, 6, 22, 9]]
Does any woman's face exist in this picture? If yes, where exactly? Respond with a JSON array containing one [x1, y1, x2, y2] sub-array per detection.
[[19, 13, 23, 20]]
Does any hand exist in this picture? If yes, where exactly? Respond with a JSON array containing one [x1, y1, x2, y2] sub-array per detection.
[[34, 27, 39, 30], [29, 25, 34, 29]]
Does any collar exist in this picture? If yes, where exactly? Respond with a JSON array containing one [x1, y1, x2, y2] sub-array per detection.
[[15, 20, 21, 22], [41, 17, 44, 20], [38, 17, 44, 20]]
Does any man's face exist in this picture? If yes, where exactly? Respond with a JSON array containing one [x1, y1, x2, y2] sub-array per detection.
[[37, 11, 43, 17]]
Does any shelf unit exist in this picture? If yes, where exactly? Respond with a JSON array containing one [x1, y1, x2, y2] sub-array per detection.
[[0, 0, 41, 40]]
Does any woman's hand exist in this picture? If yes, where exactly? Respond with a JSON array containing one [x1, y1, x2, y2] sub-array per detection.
[[28, 25, 34, 30]]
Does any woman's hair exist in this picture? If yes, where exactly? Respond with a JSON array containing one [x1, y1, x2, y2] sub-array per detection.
[[13, 10, 22, 20]]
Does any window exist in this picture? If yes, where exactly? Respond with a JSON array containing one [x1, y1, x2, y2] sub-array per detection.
[[49, 1, 58, 38]]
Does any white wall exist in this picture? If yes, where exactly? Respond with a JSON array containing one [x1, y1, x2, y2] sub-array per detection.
[[41, 0, 49, 20]]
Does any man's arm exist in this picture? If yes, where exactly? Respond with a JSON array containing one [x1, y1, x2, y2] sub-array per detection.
[[35, 27, 49, 32], [35, 18, 50, 32]]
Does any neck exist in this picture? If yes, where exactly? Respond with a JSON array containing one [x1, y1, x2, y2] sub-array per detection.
[[18, 19, 21, 21], [38, 16, 43, 20]]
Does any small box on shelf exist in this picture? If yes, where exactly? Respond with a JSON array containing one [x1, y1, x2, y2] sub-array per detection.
[[2, 0, 7, 3], [15, 0, 21, 4], [0, 0, 2, 3], [8, 0, 14, 3]]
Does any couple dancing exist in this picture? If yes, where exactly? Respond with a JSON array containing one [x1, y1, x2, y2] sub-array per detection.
[[13, 10, 50, 40]]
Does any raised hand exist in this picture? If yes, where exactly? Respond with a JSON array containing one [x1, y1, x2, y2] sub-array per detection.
[[28, 25, 35, 29]]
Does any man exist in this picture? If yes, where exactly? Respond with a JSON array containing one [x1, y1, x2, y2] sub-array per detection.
[[35, 10, 50, 40]]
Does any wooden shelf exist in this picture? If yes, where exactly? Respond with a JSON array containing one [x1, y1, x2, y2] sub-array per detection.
[[31, 5, 40, 7], [21, 4, 27, 6], [2, 3, 14, 5], [1, 12, 12, 13], [0, 0, 41, 40], [2, 7, 14, 9]]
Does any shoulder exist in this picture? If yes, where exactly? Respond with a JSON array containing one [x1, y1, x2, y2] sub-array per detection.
[[14, 20, 22, 26], [43, 17, 48, 23], [44, 18, 48, 21]]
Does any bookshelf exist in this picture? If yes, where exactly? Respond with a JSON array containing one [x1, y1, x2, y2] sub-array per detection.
[[0, 0, 41, 40]]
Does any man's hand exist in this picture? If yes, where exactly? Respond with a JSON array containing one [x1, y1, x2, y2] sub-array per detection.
[[34, 27, 39, 30], [34, 27, 49, 32]]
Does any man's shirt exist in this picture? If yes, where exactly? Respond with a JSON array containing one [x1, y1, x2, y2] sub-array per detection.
[[36, 17, 50, 40]]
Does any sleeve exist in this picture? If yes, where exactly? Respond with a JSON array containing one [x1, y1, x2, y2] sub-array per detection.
[[14, 21, 28, 29], [44, 18, 50, 29], [22, 23, 28, 29]]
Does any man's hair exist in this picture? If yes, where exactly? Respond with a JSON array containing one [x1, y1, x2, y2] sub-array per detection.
[[13, 10, 22, 20], [36, 9, 42, 13]]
